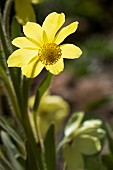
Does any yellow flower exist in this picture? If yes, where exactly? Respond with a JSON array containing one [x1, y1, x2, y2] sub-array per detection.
[[29, 93, 70, 139], [7, 12, 82, 78]]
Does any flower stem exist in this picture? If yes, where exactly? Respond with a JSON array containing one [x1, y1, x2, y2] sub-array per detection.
[[21, 76, 46, 170], [0, 11, 23, 105], [63, 163, 67, 170], [0, 66, 21, 121], [22, 112, 41, 170], [3, 0, 13, 51], [0, 11, 12, 59]]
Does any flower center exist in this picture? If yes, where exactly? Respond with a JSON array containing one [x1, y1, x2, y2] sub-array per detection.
[[38, 43, 62, 65]]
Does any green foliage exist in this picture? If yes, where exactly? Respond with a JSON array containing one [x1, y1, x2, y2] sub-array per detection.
[[1, 131, 24, 170], [85, 156, 107, 170], [0, 116, 25, 154], [102, 154, 113, 170], [44, 125, 56, 170], [0, 117, 26, 170], [58, 112, 106, 170], [0, 0, 113, 170], [14, 0, 36, 25]]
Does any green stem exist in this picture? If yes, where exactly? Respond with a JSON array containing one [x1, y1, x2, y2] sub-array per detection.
[[3, 0, 13, 51], [20, 76, 45, 170], [0, 12, 11, 59], [63, 163, 67, 170], [32, 73, 53, 170], [0, 11, 22, 100], [33, 72, 53, 114], [33, 110, 48, 170], [33, 110, 44, 149], [22, 113, 40, 170], [21, 76, 31, 109], [0, 66, 21, 120], [32, 72, 53, 151], [0, 41, 6, 69], [37, 119, 47, 170], [23, 108, 46, 170], [0, 95, 3, 116], [32, 73, 52, 155]]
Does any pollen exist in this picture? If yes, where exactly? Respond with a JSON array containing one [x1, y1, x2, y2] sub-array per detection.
[[38, 43, 62, 65]]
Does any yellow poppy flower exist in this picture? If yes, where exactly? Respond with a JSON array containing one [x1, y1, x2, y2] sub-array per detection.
[[7, 12, 82, 78]]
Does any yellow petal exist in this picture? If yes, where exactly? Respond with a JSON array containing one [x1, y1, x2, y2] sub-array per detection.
[[45, 58, 64, 75], [61, 44, 82, 59], [15, 0, 36, 25], [7, 49, 38, 67], [42, 31, 48, 44], [42, 12, 65, 42], [54, 21, 78, 44], [12, 37, 39, 49], [23, 22, 43, 44], [31, 0, 41, 4], [22, 57, 44, 78]]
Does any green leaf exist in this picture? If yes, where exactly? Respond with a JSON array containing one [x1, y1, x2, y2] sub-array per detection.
[[77, 135, 101, 155], [15, 0, 36, 25], [0, 38, 5, 68], [105, 123, 113, 154], [0, 12, 11, 59], [1, 131, 24, 170], [0, 156, 15, 170], [33, 72, 52, 113], [0, 66, 21, 120], [23, 116, 44, 170], [9, 16, 23, 107], [25, 141, 40, 170], [0, 12, 22, 103], [85, 155, 107, 170], [44, 124, 56, 170], [3, 0, 13, 37], [102, 153, 113, 170], [0, 163, 9, 170], [0, 116, 25, 154], [65, 112, 84, 137], [63, 143, 84, 170], [11, 17, 21, 45]]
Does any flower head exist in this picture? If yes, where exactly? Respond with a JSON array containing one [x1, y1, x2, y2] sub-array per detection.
[[7, 12, 82, 78], [63, 112, 106, 170], [29, 93, 69, 140]]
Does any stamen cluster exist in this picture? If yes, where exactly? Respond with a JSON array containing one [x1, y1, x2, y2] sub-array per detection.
[[38, 43, 62, 65]]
